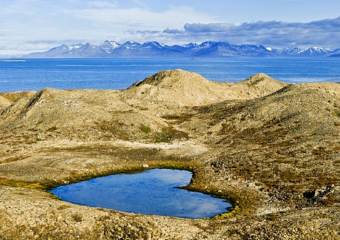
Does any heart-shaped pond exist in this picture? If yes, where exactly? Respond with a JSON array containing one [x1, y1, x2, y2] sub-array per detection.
[[50, 169, 232, 218]]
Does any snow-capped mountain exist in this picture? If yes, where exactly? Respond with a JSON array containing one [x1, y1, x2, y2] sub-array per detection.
[[100, 41, 120, 54], [329, 49, 340, 57], [27, 43, 106, 58], [183, 41, 273, 57], [261, 46, 337, 57], [300, 47, 332, 56], [279, 47, 332, 57], [25, 41, 339, 58]]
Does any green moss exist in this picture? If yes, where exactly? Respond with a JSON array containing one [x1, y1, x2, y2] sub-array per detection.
[[95, 120, 129, 140], [57, 205, 72, 210], [0, 178, 44, 190], [214, 205, 241, 219], [161, 113, 193, 124], [139, 124, 151, 134], [46, 126, 58, 132], [71, 213, 83, 222], [334, 110, 340, 118]]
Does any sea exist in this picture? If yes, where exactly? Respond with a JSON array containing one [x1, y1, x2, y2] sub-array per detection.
[[0, 57, 339, 92]]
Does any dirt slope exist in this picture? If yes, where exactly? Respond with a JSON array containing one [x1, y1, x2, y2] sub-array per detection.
[[0, 96, 11, 109]]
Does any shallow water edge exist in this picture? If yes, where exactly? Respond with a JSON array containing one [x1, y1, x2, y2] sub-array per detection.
[[49, 168, 233, 219]]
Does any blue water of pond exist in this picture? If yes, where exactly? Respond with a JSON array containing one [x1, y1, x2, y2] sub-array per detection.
[[50, 169, 232, 219]]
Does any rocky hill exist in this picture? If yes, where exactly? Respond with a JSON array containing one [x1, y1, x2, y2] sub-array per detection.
[[0, 70, 339, 239]]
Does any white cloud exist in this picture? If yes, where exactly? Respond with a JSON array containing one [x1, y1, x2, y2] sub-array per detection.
[[1, 1, 340, 55], [0, 0, 216, 55], [86, 0, 118, 8], [68, 6, 216, 30], [136, 17, 340, 49]]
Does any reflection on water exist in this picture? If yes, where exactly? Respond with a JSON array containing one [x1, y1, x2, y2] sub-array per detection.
[[50, 169, 232, 218]]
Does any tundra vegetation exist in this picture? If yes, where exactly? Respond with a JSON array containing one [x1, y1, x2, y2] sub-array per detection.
[[0, 70, 339, 239]]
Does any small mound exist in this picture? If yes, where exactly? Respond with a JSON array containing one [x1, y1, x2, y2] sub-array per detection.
[[243, 73, 284, 86], [235, 73, 288, 98], [124, 69, 231, 106], [131, 69, 210, 88], [206, 81, 340, 142]]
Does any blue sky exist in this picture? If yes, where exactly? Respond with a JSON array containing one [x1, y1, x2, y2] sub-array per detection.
[[1, 0, 340, 55]]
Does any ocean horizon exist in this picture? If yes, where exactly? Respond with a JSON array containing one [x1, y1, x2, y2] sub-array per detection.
[[0, 57, 339, 92]]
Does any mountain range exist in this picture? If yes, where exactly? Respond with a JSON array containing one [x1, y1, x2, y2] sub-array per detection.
[[25, 41, 340, 58]]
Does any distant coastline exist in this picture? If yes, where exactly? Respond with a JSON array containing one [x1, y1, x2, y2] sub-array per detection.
[[23, 41, 340, 59]]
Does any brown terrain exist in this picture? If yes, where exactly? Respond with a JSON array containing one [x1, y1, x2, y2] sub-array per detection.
[[0, 69, 339, 239]]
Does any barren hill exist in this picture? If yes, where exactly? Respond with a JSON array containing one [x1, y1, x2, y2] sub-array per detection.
[[178, 81, 340, 204], [121, 69, 287, 106], [0, 88, 182, 144], [0, 70, 339, 239]]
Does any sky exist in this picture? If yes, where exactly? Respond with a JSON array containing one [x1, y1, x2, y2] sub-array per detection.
[[1, 0, 340, 55]]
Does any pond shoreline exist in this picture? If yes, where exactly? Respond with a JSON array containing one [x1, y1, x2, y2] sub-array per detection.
[[49, 168, 234, 219]]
